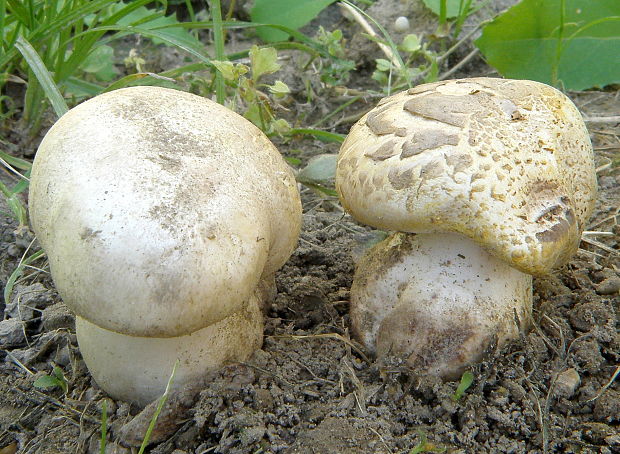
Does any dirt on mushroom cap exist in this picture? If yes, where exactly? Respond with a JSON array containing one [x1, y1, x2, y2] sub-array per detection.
[[336, 78, 598, 275], [28, 86, 302, 338]]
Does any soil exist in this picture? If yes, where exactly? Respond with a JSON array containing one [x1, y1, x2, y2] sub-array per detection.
[[0, 2, 619, 454]]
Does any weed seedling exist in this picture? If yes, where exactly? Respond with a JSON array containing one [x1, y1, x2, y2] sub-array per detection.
[[211, 45, 292, 135], [452, 370, 474, 402], [33, 366, 68, 395], [409, 431, 446, 453]]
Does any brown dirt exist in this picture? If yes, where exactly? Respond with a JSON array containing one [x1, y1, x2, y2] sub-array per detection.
[[0, 5, 619, 454]]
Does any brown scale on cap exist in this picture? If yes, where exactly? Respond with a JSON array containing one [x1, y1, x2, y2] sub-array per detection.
[[336, 77, 597, 276]]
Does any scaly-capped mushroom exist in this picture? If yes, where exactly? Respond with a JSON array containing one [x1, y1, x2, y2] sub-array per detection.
[[29, 86, 302, 406], [336, 78, 597, 378]]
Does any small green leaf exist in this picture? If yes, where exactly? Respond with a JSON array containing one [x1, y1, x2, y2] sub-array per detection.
[[401, 34, 421, 53], [33, 375, 62, 390], [375, 58, 392, 72], [52, 366, 64, 380], [452, 370, 474, 401], [250, 0, 337, 43], [475, 0, 620, 90], [211, 60, 237, 81], [210, 62, 249, 82], [250, 46, 280, 81], [285, 156, 302, 166], [269, 118, 291, 135], [243, 103, 263, 128], [268, 80, 290, 96]]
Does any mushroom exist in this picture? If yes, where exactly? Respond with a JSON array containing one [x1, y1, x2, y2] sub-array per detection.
[[336, 78, 597, 378], [29, 86, 302, 406]]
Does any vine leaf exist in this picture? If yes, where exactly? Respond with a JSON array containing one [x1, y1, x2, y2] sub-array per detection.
[[476, 0, 620, 90]]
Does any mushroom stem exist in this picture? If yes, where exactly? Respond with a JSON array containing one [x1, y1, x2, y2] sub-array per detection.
[[76, 293, 263, 407], [351, 232, 533, 379]]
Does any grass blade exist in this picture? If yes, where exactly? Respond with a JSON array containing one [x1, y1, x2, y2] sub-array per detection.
[[137, 360, 179, 454], [4, 249, 46, 307], [84, 25, 212, 64], [0, 149, 32, 171], [100, 399, 107, 454], [0, 0, 115, 70], [103, 72, 176, 92], [289, 128, 345, 143], [15, 35, 68, 117]]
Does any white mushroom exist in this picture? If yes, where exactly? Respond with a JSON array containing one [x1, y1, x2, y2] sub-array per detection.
[[336, 78, 597, 378], [393, 16, 410, 33], [29, 86, 302, 406]]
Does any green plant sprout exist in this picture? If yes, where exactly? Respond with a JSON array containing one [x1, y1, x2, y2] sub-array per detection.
[[33, 366, 68, 395], [372, 33, 440, 90], [211, 45, 292, 135], [452, 370, 474, 401], [96, 362, 178, 453], [409, 431, 446, 454], [368, 0, 487, 92], [314, 26, 356, 86]]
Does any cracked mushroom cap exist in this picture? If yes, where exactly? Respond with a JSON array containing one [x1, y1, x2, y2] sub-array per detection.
[[336, 78, 597, 275], [30, 86, 302, 338]]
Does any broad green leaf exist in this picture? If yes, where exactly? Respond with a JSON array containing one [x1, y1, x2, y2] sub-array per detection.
[[476, 0, 620, 90], [80, 45, 118, 81], [250, 0, 337, 43], [421, 0, 467, 19]]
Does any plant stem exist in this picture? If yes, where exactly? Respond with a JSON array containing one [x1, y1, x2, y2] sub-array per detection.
[[552, 0, 566, 88], [210, 0, 226, 104]]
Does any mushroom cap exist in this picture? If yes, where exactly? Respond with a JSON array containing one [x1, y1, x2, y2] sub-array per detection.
[[29, 86, 301, 338], [336, 78, 597, 275]]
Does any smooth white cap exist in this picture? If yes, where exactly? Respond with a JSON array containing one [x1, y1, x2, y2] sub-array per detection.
[[30, 86, 302, 338]]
